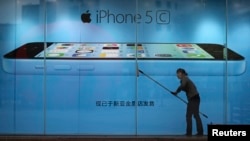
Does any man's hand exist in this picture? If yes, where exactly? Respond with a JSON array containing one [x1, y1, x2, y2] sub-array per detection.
[[171, 91, 177, 95]]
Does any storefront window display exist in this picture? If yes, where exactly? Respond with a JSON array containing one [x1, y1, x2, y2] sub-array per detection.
[[0, 0, 249, 135]]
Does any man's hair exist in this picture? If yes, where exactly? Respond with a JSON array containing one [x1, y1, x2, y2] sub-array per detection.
[[176, 68, 188, 76]]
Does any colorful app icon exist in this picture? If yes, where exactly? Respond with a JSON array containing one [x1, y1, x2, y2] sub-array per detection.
[[155, 54, 172, 57], [49, 49, 69, 53], [72, 53, 87, 57], [56, 46, 70, 49], [177, 44, 193, 47], [61, 43, 74, 46], [46, 53, 64, 57]]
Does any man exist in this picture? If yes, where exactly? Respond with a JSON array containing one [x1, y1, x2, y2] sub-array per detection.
[[171, 68, 203, 136]]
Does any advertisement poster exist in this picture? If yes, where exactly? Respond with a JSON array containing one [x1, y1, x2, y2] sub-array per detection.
[[0, 0, 249, 135]]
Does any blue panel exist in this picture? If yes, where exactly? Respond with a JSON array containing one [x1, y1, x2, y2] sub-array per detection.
[[45, 76, 80, 134], [78, 75, 137, 135], [15, 75, 44, 134]]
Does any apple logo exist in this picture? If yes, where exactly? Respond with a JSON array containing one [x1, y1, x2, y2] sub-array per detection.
[[81, 10, 91, 23]]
